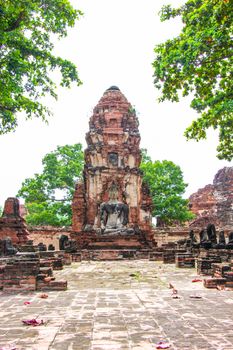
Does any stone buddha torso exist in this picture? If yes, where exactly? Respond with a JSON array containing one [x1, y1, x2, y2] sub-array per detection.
[[100, 183, 129, 234]]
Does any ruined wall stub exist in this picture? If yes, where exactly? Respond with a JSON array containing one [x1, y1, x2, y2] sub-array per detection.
[[0, 197, 29, 244], [189, 167, 233, 229]]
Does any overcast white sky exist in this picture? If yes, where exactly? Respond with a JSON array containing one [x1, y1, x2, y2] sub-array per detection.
[[0, 0, 232, 207]]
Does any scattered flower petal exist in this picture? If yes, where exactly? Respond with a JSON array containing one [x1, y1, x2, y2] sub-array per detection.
[[23, 301, 31, 305], [192, 278, 202, 283], [156, 341, 170, 349], [22, 319, 44, 326]]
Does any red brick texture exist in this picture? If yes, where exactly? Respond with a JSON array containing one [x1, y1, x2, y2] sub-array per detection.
[[0, 198, 29, 244], [189, 167, 233, 229], [71, 86, 155, 250]]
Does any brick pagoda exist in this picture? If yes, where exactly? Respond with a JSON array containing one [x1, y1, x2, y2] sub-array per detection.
[[71, 86, 155, 253]]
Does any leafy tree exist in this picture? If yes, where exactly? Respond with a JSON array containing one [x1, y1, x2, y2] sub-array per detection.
[[17, 143, 84, 226], [0, 0, 82, 134], [141, 148, 152, 164], [140, 152, 194, 225], [153, 0, 233, 161]]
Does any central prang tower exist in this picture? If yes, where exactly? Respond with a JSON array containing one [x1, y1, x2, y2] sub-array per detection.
[[72, 86, 155, 250]]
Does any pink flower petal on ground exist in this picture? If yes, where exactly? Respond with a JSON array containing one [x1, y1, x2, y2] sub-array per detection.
[[23, 301, 31, 305], [156, 341, 170, 349], [22, 319, 44, 326], [192, 278, 202, 282]]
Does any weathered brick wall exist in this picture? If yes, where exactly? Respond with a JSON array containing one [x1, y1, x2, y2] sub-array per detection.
[[0, 253, 40, 292], [0, 252, 68, 292], [153, 228, 189, 247], [0, 198, 29, 244], [28, 226, 71, 250], [189, 167, 233, 228], [153, 227, 232, 247]]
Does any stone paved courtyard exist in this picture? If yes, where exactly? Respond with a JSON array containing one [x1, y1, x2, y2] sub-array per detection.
[[0, 260, 233, 350]]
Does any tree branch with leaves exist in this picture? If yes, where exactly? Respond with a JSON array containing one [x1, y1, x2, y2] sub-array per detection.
[[0, 0, 83, 134], [153, 0, 233, 161], [17, 143, 84, 226], [140, 150, 194, 225]]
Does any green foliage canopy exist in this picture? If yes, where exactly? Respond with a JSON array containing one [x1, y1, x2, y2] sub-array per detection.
[[17, 143, 84, 226], [153, 0, 233, 161], [0, 0, 82, 134], [140, 153, 194, 225]]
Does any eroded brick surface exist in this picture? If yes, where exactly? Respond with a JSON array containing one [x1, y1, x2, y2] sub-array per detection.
[[189, 167, 233, 229], [0, 198, 29, 244], [71, 86, 155, 251]]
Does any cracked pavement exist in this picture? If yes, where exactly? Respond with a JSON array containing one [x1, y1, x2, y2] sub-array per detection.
[[0, 260, 233, 350]]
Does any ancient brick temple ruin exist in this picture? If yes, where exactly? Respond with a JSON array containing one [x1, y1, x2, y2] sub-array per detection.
[[189, 167, 233, 229], [1, 88, 233, 293], [0, 197, 29, 244], [71, 86, 155, 255], [0, 198, 68, 292]]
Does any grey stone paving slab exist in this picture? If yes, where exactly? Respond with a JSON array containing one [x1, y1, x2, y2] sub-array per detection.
[[0, 261, 233, 349]]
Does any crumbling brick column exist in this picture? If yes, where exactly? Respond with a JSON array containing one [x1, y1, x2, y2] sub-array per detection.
[[0, 198, 29, 244]]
